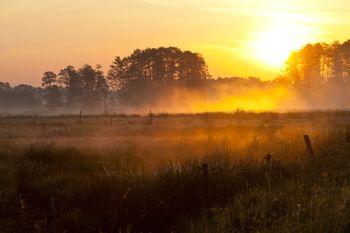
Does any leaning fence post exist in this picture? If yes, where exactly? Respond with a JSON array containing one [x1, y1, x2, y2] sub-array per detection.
[[303, 135, 315, 160]]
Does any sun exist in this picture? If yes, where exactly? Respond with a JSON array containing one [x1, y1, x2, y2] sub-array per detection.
[[253, 24, 310, 67]]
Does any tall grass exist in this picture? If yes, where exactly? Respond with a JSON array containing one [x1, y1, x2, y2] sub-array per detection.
[[0, 113, 349, 232]]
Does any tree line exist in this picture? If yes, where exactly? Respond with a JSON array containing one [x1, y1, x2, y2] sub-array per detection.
[[1, 41, 350, 112], [284, 40, 350, 90], [0, 47, 209, 112]]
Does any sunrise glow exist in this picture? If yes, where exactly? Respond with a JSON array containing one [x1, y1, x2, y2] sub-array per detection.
[[253, 24, 312, 67], [2, 3, 350, 230], [0, 0, 349, 84]]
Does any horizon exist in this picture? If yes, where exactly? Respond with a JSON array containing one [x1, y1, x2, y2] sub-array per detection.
[[2, 0, 350, 86], [2, 3, 350, 231]]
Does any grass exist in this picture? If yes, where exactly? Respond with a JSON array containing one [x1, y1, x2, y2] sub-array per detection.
[[0, 112, 349, 232]]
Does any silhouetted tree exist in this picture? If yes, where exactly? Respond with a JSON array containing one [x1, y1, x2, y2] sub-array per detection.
[[78, 64, 108, 108], [13, 85, 42, 108], [58, 66, 81, 107], [41, 71, 63, 109], [107, 47, 209, 105], [42, 71, 58, 88], [108, 56, 127, 91], [284, 40, 350, 90]]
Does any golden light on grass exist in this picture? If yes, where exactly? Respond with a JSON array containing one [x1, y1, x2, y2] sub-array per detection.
[[187, 85, 296, 113], [205, 86, 290, 112]]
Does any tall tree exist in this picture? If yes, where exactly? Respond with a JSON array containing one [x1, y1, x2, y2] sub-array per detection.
[[41, 71, 62, 108], [108, 47, 209, 94], [42, 71, 58, 87], [108, 56, 127, 91], [284, 41, 350, 90], [58, 66, 81, 107]]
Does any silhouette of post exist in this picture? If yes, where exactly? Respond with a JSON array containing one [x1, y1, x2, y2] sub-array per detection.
[[79, 110, 82, 124], [264, 154, 272, 167], [205, 112, 208, 126], [149, 110, 153, 125], [303, 135, 314, 159]]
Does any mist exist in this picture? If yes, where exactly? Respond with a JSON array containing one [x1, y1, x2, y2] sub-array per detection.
[[2, 42, 350, 115]]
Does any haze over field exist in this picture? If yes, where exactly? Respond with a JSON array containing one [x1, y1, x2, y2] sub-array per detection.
[[2, 0, 350, 85], [2, 2, 350, 232]]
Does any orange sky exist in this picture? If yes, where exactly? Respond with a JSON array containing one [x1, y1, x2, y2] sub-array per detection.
[[1, 0, 350, 86]]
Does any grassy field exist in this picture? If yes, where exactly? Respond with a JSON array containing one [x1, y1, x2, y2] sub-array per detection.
[[0, 111, 350, 232]]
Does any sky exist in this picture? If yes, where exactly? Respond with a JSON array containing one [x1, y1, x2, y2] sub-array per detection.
[[1, 0, 350, 86]]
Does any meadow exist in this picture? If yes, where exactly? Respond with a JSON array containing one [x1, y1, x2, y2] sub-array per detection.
[[0, 111, 350, 232]]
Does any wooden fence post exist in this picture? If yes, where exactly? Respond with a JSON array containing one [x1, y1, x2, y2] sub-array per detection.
[[79, 110, 82, 124], [0, 113, 3, 124], [149, 110, 153, 125], [205, 112, 208, 126], [110, 114, 113, 127], [264, 154, 272, 167], [303, 135, 315, 160]]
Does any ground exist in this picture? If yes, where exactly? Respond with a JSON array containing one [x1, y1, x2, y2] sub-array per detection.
[[0, 112, 349, 232]]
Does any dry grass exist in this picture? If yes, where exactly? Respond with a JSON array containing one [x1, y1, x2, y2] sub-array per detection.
[[0, 112, 349, 232]]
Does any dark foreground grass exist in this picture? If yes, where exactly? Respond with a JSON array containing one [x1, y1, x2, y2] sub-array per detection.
[[0, 131, 350, 233]]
